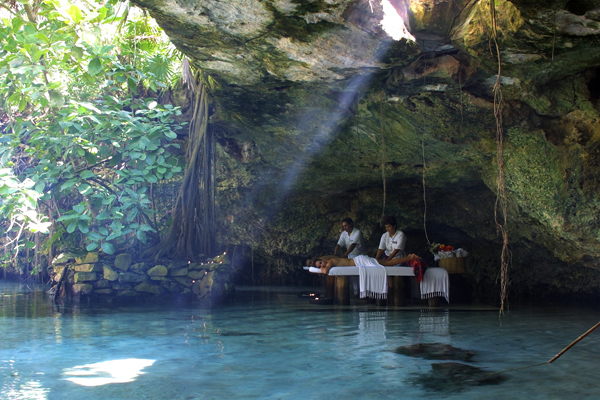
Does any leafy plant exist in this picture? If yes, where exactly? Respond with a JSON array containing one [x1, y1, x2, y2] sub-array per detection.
[[0, 0, 184, 260]]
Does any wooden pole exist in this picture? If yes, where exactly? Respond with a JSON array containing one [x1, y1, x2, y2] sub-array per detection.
[[387, 276, 404, 306], [326, 275, 335, 298], [335, 276, 350, 305], [485, 320, 600, 377], [548, 320, 600, 363]]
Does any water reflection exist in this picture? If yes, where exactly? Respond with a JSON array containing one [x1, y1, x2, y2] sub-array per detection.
[[419, 310, 449, 336], [2, 379, 48, 400], [358, 311, 387, 346]]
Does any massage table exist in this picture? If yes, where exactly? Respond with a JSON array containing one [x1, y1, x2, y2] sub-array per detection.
[[306, 266, 449, 306]]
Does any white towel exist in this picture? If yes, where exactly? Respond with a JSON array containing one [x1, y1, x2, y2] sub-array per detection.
[[420, 267, 449, 303], [354, 255, 388, 300]]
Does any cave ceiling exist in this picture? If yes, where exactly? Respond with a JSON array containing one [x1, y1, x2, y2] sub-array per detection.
[[131, 0, 600, 294]]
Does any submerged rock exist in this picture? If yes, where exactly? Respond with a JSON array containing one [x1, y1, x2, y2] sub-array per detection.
[[412, 362, 508, 393], [394, 343, 475, 361]]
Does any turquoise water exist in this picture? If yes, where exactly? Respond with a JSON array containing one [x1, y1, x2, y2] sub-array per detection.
[[1, 282, 599, 399]]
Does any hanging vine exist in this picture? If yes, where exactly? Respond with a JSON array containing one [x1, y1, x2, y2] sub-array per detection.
[[489, 0, 510, 315]]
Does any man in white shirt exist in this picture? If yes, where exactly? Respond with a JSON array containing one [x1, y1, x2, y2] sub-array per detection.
[[334, 218, 366, 259], [375, 215, 407, 262]]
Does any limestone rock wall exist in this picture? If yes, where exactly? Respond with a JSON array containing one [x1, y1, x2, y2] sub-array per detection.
[[129, 0, 600, 300]]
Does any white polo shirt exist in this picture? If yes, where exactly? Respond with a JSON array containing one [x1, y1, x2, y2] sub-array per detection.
[[378, 230, 407, 259], [337, 228, 367, 259]]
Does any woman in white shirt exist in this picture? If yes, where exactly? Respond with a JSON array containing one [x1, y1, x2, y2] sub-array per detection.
[[375, 216, 407, 262]]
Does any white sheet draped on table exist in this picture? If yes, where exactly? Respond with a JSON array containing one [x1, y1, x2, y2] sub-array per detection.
[[354, 255, 388, 300], [420, 267, 449, 303]]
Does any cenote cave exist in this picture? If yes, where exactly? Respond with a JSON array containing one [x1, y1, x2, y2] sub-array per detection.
[[2, 0, 600, 398]]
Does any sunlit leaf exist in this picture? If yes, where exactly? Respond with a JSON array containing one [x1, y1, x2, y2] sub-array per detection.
[[67, 5, 83, 24], [88, 57, 103, 76], [78, 183, 93, 195]]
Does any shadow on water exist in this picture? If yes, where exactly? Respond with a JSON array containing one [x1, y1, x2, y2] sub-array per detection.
[[394, 343, 475, 361], [393, 342, 509, 393], [410, 362, 509, 393]]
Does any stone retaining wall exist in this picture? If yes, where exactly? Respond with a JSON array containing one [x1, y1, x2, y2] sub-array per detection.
[[50, 251, 235, 304]]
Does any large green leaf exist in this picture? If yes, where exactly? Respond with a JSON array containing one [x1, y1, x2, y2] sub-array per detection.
[[67, 221, 77, 233], [88, 57, 103, 76], [78, 220, 89, 233], [101, 242, 115, 254], [80, 170, 96, 179]]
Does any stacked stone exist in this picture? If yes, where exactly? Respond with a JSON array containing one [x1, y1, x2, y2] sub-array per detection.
[[50, 251, 235, 303]]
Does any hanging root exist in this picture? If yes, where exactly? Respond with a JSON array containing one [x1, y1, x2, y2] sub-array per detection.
[[488, 0, 510, 316], [147, 66, 214, 261], [379, 91, 387, 220]]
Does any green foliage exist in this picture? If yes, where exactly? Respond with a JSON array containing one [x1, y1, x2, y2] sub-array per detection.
[[0, 0, 184, 259]]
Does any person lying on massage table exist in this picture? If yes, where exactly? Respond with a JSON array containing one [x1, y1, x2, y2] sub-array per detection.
[[306, 254, 337, 267], [315, 254, 421, 275]]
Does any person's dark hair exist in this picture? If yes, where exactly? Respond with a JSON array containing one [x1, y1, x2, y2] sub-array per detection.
[[341, 217, 353, 225], [382, 216, 397, 227]]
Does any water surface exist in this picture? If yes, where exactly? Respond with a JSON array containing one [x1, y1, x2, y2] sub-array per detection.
[[1, 283, 598, 399]]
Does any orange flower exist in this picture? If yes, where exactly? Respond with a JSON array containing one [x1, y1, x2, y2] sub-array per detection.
[[443, 245, 454, 252]]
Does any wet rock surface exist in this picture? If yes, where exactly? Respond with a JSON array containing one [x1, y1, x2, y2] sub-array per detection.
[[412, 362, 508, 393], [394, 343, 475, 361]]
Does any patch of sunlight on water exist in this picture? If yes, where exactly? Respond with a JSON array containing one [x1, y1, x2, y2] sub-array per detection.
[[1, 282, 599, 399], [63, 359, 155, 386]]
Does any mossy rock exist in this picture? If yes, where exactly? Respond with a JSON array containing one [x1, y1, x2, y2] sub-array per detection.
[[168, 260, 189, 269], [93, 279, 111, 289], [117, 289, 138, 297], [94, 288, 114, 295], [83, 252, 99, 263], [118, 272, 148, 283], [150, 276, 171, 281], [103, 265, 119, 281], [73, 263, 102, 272], [198, 271, 215, 298], [129, 262, 150, 274], [73, 272, 97, 283], [72, 283, 93, 295], [188, 270, 207, 280], [112, 283, 132, 290], [173, 276, 194, 287], [211, 253, 230, 265], [114, 253, 133, 271], [134, 282, 162, 295], [159, 281, 180, 292], [148, 265, 168, 277], [170, 267, 189, 277]]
